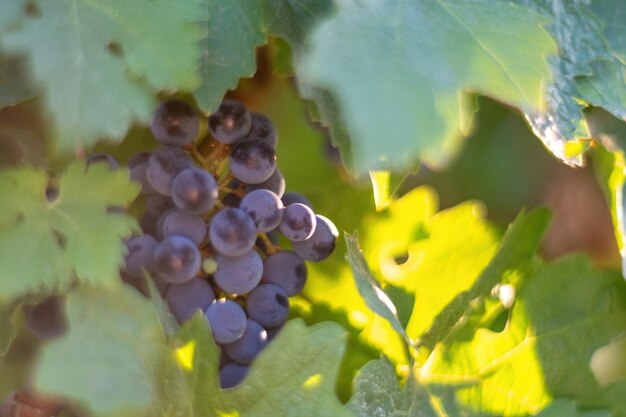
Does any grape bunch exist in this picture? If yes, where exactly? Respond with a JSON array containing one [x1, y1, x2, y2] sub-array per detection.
[[121, 99, 338, 389]]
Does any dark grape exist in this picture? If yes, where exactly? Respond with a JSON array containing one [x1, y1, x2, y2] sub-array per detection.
[[262, 250, 307, 296], [209, 208, 257, 257], [220, 363, 249, 389], [281, 192, 313, 209], [152, 236, 201, 283], [230, 140, 276, 184], [208, 100, 252, 144], [214, 250, 263, 295], [279, 203, 316, 241], [171, 167, 218, 214], [222, 192, 242, 208], [140, 212, 159, 237], [166, 278, 215, 323], [160, 209, 207, 246], [239, 189, 283, 233], [245, 168, 285, 198], [205, 299, 247, 344], [224, 319, 267, 364], [123, 234, 158, 278], [130, 160, 157, 194], [246, 284, 289, 327], [145, 193, 175, 218], [147, 147, 193, 196], [291, 215, 338, 262], [23, 296, 68, 340], [242, 113, 278, 149], [128, 152, 151, 168], [151, 99, 199, 147]]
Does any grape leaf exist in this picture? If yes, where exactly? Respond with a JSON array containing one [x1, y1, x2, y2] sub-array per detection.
[[348, 255, 626, 416], [0, 0, 205, 152], [0, 0, 23, 32], [299, 0, 555, 172], [171, 315, 350, 417], [0, 56, 35, 107], [34, 286, 167, 417], [511, 0, 626, 165], [0, 161, 139, 302]]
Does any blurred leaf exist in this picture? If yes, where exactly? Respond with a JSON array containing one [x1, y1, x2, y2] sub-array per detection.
[[0, 55, 35, 107], [0, 0, 23, 32], [300, 0, 555, 172], [511, 0, 626, 165], [536, 400, 612, 417], [369, 171, 390, 212], [346, 232, 412, 351], [174, 315, 350, 417], [34, 286, 166, 417], [0, 161, 139, 302], [0, 0, 205, 152], [0, 302, 17, 356]]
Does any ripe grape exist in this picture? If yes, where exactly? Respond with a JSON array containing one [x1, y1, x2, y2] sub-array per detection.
[[160, 209, 207, 245], [205, 299, 247, 344], [130, 160, 157, 194], [145, 193, 175, 218], [209, 208, 257, 257], [243, 113, 278, 149], [166, 278, 215, 323], [208, 100, 252, 144], [151, 99, 199, 147], [147, 148, 193, 196], [240, 189, 283, 233], [230, 139, 276, 184], [23, 296, 68, 340], [171, 167, 218, 214], [214, 250, 263, 295], [279, 203, 316, 241], [281, 192, 313, 209], [220, 363, 249, 389], [123, 234, 158, 278], [245, 168, 285, 197], [291, 215, 338, 262], [262, 250, 307, 296], [152, 236, 201, 283], [224, 319, 267, 364], [246, 284, 289, 327]]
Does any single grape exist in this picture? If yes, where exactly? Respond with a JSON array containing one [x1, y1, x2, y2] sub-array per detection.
[[291, 215, 338, 262], [239, 189, 283, 233], [224, 319, 267, 364], [86, 153, 119, 170], [279, 203, 316, 241], [230, 139, 276, 184], [145, 193, 175, 218], [146, 147, 193, 196], [214, 250, 263, 295], [166, 278, 216, 323], [23, 296, 68, 340], [152, 236, 201, 283], [209, 208, 257, 257], [242, 112, 278, 149], [130, 160, 157, 194], [208, 100, 252, 144], [245, 168, 285, 198], [246, 284, 289, 327], [171, 167, 218, 214], [281, 192, 313, 210], [160, 209, 207, 245], [151, 99, 199, 147], [123, 234, 158, 278], [205, 299, 247, 344], [262, 250, 307, 296], [220, 363, 249, 389]]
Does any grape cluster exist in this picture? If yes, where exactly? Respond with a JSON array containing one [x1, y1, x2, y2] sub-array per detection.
[[121, 99, 338, 388]]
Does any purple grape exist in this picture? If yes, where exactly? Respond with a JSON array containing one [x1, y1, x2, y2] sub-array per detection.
[[166, 278, 215, 323], [146, 147, 193, 196], [160, 209, 207, 245], [214, 250, 263, 295], [279, 203, 316, 241], [224, 319, 267, 364], [23, 296, 68, 340], [205, 299, 247, 344], [291, 215, 337, 262], [262, 250, 307, 296], [246, 284, 289, 327], [281, 192, 313, 210], [208, 100, 252, 144], [152, 236, 201, 283], [171, 167, 218, 214], [240, 189, 283, 233], [151, 99, 199, 147], [245, 168, 285, 198], [230, 140, 276, 184], [220, 363, 249, 388], [123, 234, 158, 278], [242, 113, 278, 149], [209, 208, 257, 257]]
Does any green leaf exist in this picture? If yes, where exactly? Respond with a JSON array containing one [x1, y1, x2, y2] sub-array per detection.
[[346, 232, 413, 350], [34, 285, 167, 417], [172, 316, 350, 417], [0, 0, 24, 32], [0, 301, 17, 356], [0, 0, 205, 152], [0, 161, 139, 302], [299, 0, 555, 172], [0, 55, 35, 107], [536, 400, 612, 417], [419, 208, 550, 348], [512, 0, 626, 165]]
